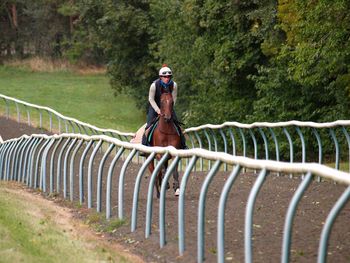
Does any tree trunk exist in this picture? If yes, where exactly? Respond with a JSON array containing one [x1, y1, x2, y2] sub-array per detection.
[[11, 4, 18, 29]]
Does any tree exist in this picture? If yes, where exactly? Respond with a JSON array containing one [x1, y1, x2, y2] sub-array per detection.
[[252, 0, 350, 122]]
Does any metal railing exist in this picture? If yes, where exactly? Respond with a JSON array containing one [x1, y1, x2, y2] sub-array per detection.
[[1, 133, 349, 263], [0, 94, 134, 141], [185, 120, 350, 172], [3, 93, 350, 173]]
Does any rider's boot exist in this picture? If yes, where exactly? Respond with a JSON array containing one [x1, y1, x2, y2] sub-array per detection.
[[180, 133, 188, 149], [142, 133, 148, 146]]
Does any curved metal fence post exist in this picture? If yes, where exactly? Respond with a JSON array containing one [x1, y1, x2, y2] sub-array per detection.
[[15, 101, 20, 122], [88, 139, 103, 208], [238, 128, 247, 158], [96, 143, 115, 212], [245, 168, 268, 263], [3, 98, 10, 118], [0, 144, 6, 179], [312, 128, 323, 164], [6, 140, 18, 180], [63, 138, 78, 198], [329, 128, 340, 170], [48, 111, 52, 132], [131, 152, 156, 231], [106, 147, 125, 219], [25, 105, 30, 126], [40, 138, 56, 192], [198, 160, 222, 262], [39, 110, 42, 129], [1, 142, 10, 180], [64, 119, 69, 133], [16, 138, 31, 182], [217, 165, 242, 263], [341, 127, 350, 173], [24, 138, 38, 185], [219, 129, 228, 171], [269, 127, 279, 162], [29, 138, 44, 187], [11, 140, 22, 180], [145, 152, 170, 238], [0, 143, 10, 179], [179, 155, 198, 255], [193, 131, 203, 171], [228, 128, 237, 156], [58, 116, 61, 133], [34, 139, 51, 189], [56, 138, 72, 193], [4, 141, 15, 180], [118, 148, 137, 219], [283, 128, 294, 178], [203, 130, 212, 169], [188, 133, 196, 149], [79, 140, 94, 204], [258, 128, 269, 160], [248, 129, 258, 160], [210, 129, 218, 152], [2, 143, 12, 180], [312, 128, 323, 182], [318, 186, 350, 263], [69, 139, 84, 202], [159, 156, 181, 247], [281, 172, 313, 263], [12, 138, 26, 181], [187, 133, 196, 171], [295, 127, 306, 163], [49, 137, 63, 193], [11, 138, 24, 181], [68, 120, 75, 133]]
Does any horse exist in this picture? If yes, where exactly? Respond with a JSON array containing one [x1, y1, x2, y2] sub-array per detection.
[[148, 92, 181, 198]]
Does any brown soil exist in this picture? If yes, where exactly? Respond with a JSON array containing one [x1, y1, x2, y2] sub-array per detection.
[[1, 116, 350, 263]]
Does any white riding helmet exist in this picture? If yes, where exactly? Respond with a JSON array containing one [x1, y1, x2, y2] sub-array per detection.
[[159, 64, 172, 76]]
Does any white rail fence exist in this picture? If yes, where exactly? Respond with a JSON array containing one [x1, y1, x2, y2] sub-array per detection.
[[1, 133, 349, 263], [0, 94, 134, 140], [2, 93, 350, 173]]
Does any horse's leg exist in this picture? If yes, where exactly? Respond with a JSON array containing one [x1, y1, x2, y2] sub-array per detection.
[[163, 161, 170, 190], [173, 166, 180, 196], [148, 159, 155, 177]]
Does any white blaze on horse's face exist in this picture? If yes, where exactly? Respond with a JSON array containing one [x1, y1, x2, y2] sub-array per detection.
[[160, 93, 173, 122]]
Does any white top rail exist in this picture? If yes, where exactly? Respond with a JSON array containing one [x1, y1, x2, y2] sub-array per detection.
[[3, 133, 350, 185], [185, 120, 350, 132], [0, 94, 135, 137]]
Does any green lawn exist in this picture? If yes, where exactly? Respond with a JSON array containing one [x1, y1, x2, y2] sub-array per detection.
[[0, 66, 144, 132], [0, 182, 132, 263]]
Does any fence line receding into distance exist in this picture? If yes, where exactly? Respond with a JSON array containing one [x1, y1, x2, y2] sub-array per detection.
[[2, 93, 350, 173], [0, 133, 349, 263]]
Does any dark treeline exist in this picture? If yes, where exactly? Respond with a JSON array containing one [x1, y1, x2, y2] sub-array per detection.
[[1, 0, 350, 126]]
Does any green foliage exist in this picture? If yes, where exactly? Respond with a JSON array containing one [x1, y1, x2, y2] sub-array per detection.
[[1, 0, 350, 128], [251, 0, 350, 123]]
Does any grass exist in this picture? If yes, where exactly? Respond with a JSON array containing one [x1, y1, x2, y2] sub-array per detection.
[[0, 182, 131, 263], [0, 65, 144, 133]]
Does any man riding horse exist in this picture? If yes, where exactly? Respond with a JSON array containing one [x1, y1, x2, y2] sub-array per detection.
[[142, 64, 187, 149]]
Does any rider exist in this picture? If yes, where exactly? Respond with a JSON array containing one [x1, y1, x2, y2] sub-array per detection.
[[142, 64, 187, 149]]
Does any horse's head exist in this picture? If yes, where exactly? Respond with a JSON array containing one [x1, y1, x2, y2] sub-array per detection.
[[160, 92, 174, 122]]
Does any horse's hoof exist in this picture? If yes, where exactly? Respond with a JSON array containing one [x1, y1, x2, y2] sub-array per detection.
[[174, 188, 180, 196]]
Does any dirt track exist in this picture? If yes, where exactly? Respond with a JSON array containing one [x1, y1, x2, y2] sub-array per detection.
[[1, 116, 350, 263]]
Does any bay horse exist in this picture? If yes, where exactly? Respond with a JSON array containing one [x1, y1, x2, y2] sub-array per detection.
[[148, 92, 181, 198]]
